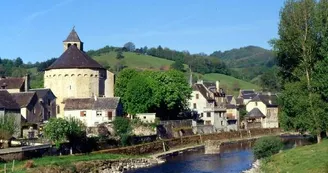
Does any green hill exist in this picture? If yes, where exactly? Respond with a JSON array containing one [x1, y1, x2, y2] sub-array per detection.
[[92, 51, 259, 95], [93, 52, 175, 71], [201, 73, 260, 96]]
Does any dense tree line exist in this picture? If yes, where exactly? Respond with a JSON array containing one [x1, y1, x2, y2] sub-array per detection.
[[115, 69, 192, 120], [274, 0, 328, 143]]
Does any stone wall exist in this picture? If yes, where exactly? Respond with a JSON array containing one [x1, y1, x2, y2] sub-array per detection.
[[94, 128, 282, 156], [159, 120, 193, 138]]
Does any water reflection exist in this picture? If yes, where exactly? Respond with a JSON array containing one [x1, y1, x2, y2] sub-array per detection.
[[128, 136, 313, 173]]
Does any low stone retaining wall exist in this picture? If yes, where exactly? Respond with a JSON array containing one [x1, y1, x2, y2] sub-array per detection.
[[32, 158, 162, 173], [94, 128, 282, 155]]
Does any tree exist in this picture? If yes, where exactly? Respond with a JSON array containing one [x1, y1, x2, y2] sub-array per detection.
[[0, 114, 19, 140], [113, 117, 132, 146], [123, 42, 136, 52], [125, 74, 154, 114], [273, 0, 328, 142], [259, 67, 280, 91], [44, 118, 85, 148], [116, 50, 124, 59], [14, 57, 23, 67], [114, 69, 139, 103], [170, 59, 184, 71]]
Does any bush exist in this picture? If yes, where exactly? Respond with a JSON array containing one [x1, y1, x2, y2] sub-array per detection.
[[253, 136, 283, 159], [113, 117, 132, 146]]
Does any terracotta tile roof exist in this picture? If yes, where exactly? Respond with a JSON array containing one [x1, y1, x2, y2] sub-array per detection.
[[63, 28, 82, 42], [64, 97, 121, 110], [246, 108, 265, 119], [46, 45, 104, 70], [0, 90, 20, 110], [0, 77, 24, 89], [11, 92, 36, 107]]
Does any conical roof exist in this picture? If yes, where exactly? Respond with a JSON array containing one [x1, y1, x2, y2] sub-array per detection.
[[46, 45, 104, 70], [63, 27, 82, 42]]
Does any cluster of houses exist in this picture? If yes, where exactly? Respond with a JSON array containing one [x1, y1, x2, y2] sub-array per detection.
[[188, 80, 279, 132], [0, 28, 279, 139]]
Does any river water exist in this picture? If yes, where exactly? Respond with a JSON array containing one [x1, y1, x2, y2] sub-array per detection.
[[128, 136, 313, 173]]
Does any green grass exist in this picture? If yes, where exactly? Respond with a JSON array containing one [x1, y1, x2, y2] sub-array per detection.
[[261, 140, 328, 173], [0, 153, 139, 173], [93, 52, 175, 70], [202, 73, 260, 96]]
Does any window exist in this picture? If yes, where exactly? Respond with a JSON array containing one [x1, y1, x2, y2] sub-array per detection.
[[207, 112, 211, 117], [219, 113, 222, 118], [221, 121, 223, 126], [205, 121, 211, 125], [80, 111, 86, 117], [48, 111, 51, 117], [196, 94, 199, 99], [201, 113, 203, 117], [144, 116, 146, 119], [108, 111, 113, 120], [48, 99, 51, 106], [1, 85, 6, 89], [57, 105, 60, 114], [96, 111, 102, 116], [255, 102, 258, 106], [193, 103, 197, 109]]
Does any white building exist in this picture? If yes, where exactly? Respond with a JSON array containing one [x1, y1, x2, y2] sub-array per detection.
[[245, 93, 279, 129], [64, 97, 123, 127], [135, 113, 156, 123], [189, 80, 237, 131]]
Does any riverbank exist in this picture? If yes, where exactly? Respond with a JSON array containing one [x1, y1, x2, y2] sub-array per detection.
[[260, 139, 328, 172], [0, 153, 162, 173]]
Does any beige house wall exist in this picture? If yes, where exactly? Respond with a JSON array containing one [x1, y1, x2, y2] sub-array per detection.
[[135, 113, 156, 123], [64, 109, 116, 127], [263, 107, 279, 128], [6, 89, 21, 93], [246, 101, 267, 116]]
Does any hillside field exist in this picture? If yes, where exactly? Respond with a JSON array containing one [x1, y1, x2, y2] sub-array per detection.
[[92, 51, 260, 95]]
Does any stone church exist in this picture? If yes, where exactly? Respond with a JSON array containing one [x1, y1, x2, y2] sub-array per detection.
[[44, 28, 115, 117]]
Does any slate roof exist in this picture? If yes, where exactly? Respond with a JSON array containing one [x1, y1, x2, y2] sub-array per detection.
[[30, 88, 56, 99], [0, 77, 24, 89], [11, 92, 36, 107], [240, 90, 257, 100], [250, 94, 278, 107], [64, 97, 121, 110], [246, 108, 265, 119], [46, 45, 104, 70], [192, 84, 214, 101], [63, 28, 82, 42], [0, 90, 20, 110], [226, 95, 233, 104]]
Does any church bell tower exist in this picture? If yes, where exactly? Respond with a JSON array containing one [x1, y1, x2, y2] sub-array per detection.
[[63, 26, 84, 51]]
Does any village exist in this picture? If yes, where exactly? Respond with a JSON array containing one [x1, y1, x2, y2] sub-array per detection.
[[0, 29, 279, 152]]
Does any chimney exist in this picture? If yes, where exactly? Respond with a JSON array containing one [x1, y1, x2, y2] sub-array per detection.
[[24, 74, 30, 92], [216, 81, 220, 92]]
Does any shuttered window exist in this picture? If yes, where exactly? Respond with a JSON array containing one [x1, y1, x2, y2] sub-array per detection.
[[80, 111, 86, 117], [108, 111, 113, 120]]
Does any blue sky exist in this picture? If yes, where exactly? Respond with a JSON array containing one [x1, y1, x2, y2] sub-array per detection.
[[0, 0, 285, 62]]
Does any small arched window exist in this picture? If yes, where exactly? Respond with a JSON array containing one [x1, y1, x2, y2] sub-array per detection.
[[64, 74, 69, 77], [53, 74, 56, 77], [67, 43, 72, 48], [90, 74, 93, 77], [73, 43, 77, 47], [58, 74, 61, 77], [78, 74, 82, 77], [71, 74, 75, 77], [84, 74, 88, 77], [95, 75, 98, 77]]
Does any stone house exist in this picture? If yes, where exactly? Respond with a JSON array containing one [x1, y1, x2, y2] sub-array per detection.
[[64, 97, 123, 127], [189, 80, 237, 131], [29, 89, 56, 121], [44, 27, 115, 117], [10, 89, 56, 124], [245, 93, 279, 129], [0, 75, 29, 93], [0, 90, 22, 137]]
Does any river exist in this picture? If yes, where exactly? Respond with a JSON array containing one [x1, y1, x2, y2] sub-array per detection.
[[128, 135, 314, 173]]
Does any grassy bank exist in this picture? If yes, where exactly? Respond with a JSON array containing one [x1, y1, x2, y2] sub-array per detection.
[[0, 153, 141, 173], [261, 140, 328, 173]]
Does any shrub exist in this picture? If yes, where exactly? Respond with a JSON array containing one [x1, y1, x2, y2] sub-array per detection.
[[253, 136, 283, 159], [113, 117, 132, 146], [0, 113, 19, 139]]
